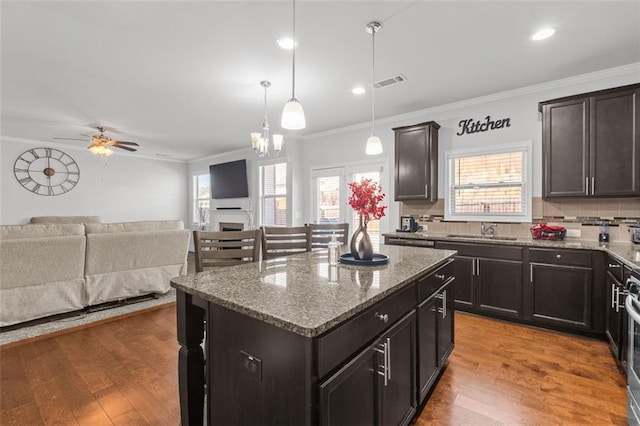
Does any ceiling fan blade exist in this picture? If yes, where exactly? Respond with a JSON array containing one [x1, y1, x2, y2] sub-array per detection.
[[114, 141, 139, 146], [79, 134, 91, 138], [114, 144, 137, 152], [53, 137, 87, 141]]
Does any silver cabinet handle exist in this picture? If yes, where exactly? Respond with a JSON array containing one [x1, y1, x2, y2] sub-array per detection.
[[442, 290, 447, 319], [435, 273, 445, 280], [585, 177, 589, 195], [476, 259, 480, 276], [555, 254, 562, 259], [472, 258, 476, 276], [386, 337, 391, 382], [615, 286, 620, 313], [425, 184, 429, 198], [611, 283, 616, 309], [609, 264, 621, 269], [591, 177, 595, 195], [375, 312, 389, 323], [530, 264, 534, 283]]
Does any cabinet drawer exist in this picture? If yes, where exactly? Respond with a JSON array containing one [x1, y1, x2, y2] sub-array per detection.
[[316, 283, 416, 379], [435, 242, 522, 261], [529, 248, 592, 267], [607, 256, 624, 282], [418, 260, 454, 302]]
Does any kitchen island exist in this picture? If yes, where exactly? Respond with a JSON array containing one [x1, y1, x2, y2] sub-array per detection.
[[171, 244, 456, 425]]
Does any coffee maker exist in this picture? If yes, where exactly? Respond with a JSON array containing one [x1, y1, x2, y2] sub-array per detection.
[[398, 216, 420, 233]]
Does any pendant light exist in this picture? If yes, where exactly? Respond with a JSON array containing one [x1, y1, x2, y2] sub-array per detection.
[[365, 21, 383, 156], [251, 80, 283, 157], [281, 0, 306, 130]]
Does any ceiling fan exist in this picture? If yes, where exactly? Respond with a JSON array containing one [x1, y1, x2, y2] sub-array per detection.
[[54, 126, 139, 156]]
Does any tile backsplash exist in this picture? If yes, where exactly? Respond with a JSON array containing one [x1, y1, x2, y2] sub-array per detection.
[[400, 197, 640, 242]]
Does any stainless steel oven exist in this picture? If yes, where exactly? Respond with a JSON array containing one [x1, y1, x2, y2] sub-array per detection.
[[626, 269, 640, 426]]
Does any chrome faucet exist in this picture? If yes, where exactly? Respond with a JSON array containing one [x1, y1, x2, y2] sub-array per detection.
[[480, 222, 498, 237]]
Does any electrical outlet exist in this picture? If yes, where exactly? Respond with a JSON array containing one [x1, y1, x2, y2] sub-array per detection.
[[240, 350, 262, 381], [566, 229, 581, 238]]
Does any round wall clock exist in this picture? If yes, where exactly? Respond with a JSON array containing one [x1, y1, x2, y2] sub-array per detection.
[[13, 147, 80, 196]]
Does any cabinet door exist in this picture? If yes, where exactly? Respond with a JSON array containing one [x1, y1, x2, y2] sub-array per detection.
[[605, 272, 622, 359], [477, 258, 522, 318], [452, 255, 474, 310], [438, 281, 455, 365], [590, 88, 640, 196], [318, 344, 379, 426], [542, 98, 590, 197], [529, 263, 592, 331], [380, 311, 416, 426], [395, 126, 428, 200], [417, 296, 438, 404]]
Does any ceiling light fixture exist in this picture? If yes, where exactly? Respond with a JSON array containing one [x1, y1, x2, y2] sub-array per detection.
[[281, 0, 306, 130], [352, 86, 366, 95], [365, 21, 383, 156], [531, 28, 555, 41], [251, 80, 283, 157]]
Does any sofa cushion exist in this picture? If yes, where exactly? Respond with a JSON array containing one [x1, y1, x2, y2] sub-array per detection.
[[0, 223, 85, 239], [31, 216, 101, 224], [85, 220, 184, 234]]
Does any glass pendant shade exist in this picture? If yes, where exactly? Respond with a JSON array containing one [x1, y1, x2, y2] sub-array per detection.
[[365, 135, 383, 155], [281, 98, 306, 130], [272, 134, 284, 152]]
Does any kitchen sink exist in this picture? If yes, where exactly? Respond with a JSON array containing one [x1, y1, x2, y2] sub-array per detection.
[[445, 234, 518, 241]]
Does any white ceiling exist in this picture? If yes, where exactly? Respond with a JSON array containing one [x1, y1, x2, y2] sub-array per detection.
[[2, 1, 639, 161]]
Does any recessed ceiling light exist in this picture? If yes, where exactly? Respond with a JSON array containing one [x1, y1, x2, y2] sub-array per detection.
[[352, 86, 366, 95], [531, 28, 556, 41], [277, 37, 298, 50]]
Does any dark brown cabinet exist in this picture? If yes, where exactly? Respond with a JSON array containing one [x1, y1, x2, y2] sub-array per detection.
[[417, 264, 454, 404], [393, 121, 440, 201], [319, 311, 417, 426], [527, 248, 593, 331], [605, 256, 631, 367], [541, 84, 640, 198], [434, 242, 523, 318]]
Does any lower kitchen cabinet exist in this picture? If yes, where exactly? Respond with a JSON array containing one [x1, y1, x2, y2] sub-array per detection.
[[319, 311, 416, 426], [434, 242, 523, 318], [605, 256, 631, 368], [527, 248, 594, 331]]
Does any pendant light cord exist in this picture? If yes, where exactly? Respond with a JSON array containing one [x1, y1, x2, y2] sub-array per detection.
[[263, 84, 269, 139], [371, 26, 376, 136], [291, 0, 296, 100]]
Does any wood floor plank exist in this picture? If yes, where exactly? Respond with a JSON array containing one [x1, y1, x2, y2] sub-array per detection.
[[1, 304, 627, 425]]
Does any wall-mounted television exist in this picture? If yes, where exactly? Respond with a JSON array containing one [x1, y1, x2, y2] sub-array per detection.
[[209, 159, 249, 199]]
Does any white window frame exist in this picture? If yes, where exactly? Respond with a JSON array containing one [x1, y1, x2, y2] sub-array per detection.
[[259, 159, 290, 226], [444, 141, 532, 223], [192, 172, 210, 226]]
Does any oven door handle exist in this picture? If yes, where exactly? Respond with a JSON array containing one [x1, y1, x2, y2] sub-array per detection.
[[626, 295, 640, 323]]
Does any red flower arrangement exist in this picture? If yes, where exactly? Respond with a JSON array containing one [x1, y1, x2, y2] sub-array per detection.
[[348, 178, 387, 224]]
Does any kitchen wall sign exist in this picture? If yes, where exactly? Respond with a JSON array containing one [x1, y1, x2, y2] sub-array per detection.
[[457, 115, 511, 136]]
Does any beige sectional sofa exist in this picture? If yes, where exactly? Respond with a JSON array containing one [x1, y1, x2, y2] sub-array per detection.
[[0, 217, 189, 327]]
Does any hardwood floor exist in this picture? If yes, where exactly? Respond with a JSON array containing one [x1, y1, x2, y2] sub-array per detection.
[[1, 306, 627, 425]]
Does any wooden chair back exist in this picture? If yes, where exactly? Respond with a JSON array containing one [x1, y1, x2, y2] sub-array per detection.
[[261, 226, 312, 260], [193, 229, 262, 272], [307, 222, 350, 249]]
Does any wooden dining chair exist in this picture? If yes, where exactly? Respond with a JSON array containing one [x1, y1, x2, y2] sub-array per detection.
[[260, 226, 312, 260], [306, 222, 350, 250], [193, 229, 262, 272]]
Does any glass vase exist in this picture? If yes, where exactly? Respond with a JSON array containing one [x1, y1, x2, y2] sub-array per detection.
[[350, 215, 374, 261]]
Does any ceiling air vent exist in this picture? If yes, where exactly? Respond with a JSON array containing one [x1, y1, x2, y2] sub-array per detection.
[[372, 74, 407, 89]]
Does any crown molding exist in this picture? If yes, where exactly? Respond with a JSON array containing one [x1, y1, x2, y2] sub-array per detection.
[[303, 62, 640, 141]]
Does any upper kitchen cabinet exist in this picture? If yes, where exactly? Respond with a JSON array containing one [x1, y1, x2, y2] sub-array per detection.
[[393, 121, 440, 201], [540, 84, 640, 198]]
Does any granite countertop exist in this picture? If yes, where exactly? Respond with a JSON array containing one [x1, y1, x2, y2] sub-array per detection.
[[171, 245, 456, 338], [383, 232, 640, 268]]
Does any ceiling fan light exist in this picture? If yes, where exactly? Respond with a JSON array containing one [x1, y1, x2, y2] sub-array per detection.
[[89, 145, 100, 155], [105, 147, 114, 157], [272, 134, 284, 152], [281, 98, 306, 130], [366, 135, 383, 155]]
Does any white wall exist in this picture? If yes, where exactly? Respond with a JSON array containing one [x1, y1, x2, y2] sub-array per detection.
[[1, 139, 188, 225], [301, 64, 640, 231]]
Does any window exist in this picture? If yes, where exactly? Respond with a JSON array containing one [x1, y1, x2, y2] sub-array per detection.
[[312, 170, 343, 224], [260, 162, 287, 226], [445, 142, 532, 222], [193, 173, 210, 224]]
